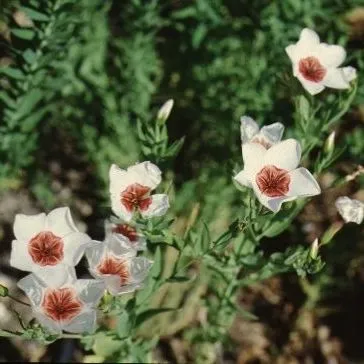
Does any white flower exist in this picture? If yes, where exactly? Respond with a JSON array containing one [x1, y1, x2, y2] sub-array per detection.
[[17, 266, 104, 334], [10, 207, 92, 274], [104, 217, 146, 251], [234, 139, 321, 212], [157, 99, 174, 124], [109, 162, 169, 222], [335, 196, 364, 224], [240, 116, 284, 149], [86, 234, 152, 296], [285, 28, 357, 95]]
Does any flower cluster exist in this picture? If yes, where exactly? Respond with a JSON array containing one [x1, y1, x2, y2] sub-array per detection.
[[234, 28, 360, 212], [236, 117, 321, 212], [11, 161, 168, 334], [286, 28, 357, 95]]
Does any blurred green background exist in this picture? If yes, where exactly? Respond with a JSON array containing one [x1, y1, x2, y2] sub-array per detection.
[[0, 0, 363, 362]]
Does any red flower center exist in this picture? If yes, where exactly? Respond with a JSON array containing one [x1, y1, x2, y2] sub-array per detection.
[[256, 165, 290, 198], [120, 183, 152, 213], [42, 287, 83, 322], [97, 255, 129, 285], [298, 56, 326, 83], [28, 231, 64, 266], [251, 136, 272, 149], [112, 224, 138, 242]]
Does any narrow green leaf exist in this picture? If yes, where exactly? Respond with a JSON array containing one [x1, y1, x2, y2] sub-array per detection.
[[116, 310, 133, 339], [192, 24, 208, 48], [14, 88, 44, 122], [164, 137, 185, 158], [0, 67, 24, 80], [166, 275, 191, 283], [21, 106, 49, 132], [21, 6, 49, 21], [135, 308, 177, 327], [11, 29, 35, 40], [298, 95, 310, 121], [23, 49, 36, 64], [150, 245, 163, 279]]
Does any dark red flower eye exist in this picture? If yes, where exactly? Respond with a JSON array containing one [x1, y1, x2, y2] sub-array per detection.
[[120, 183, 152, 212], [28, 231, 64, 266], [112, 224, 138, 242], [256, 165, 290, 198], [298, 56, 326, 83], [42, 287, 83, 322], [97, 255, 129, 285]]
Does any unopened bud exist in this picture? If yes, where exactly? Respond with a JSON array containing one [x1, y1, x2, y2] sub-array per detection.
[[157, 99, 174, 125], [324, 131, 335, 154], [321, 221, 344, 245], [0, 285, 8, 297], [310, 238, 319, 259]]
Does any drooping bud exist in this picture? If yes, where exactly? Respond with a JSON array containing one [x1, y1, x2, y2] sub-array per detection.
[[0, 285, 9, 297], [157, 99, 174, 125], [324, 131, 335, 154], [310, 238, 319, 259]]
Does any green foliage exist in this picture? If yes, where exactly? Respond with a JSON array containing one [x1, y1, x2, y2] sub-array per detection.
[[0, 0, 363, 362]]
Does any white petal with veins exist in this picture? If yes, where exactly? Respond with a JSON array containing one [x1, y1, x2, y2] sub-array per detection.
[[335, 196, 364, 224]]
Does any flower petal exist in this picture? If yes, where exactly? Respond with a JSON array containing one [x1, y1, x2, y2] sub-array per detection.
[[17, 273, 44, 306], [322, 68, 350, 89], [285, 44, 301, 63], [286, 28, 320, 63], [335, 196, 364, 224], [260, 122, 285, 144], [10, 240, 34, 271], [263, 139, 301, 171], [317, 43, 346, 68], [46, 207, 78, 237], [63, 232, 92, 266], [286, 168, 321, 197], [110, 193, 133, 222], [85, 241, 105, 268], [13, 213, 46, 242], [342, 66, 357, 83], [298, 28, 320, 48], [33, 310, 62, 334], [251, 182, 293, 213], [102, 275, 133, 295], [140, 194, 169, 218], [129, 257, 153, 283], [240, 116, 259, 144], [109, 164, 130, 196], [234, 169, 250, 187], [74, 279, 105, 306], [34, 265, 76, 288], [242, 142, 266, 178], [127, 161, 162, 190], [106, 235, 138, 256], [63, 309, 97, 334], [296, 74, 325, 95]]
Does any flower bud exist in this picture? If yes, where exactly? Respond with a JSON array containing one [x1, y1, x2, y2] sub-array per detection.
[[324, 131, 335, 154], [0, 285, 8, 297], [343, 66, 357, 83], [157, 99, 174, 125], [310, 238, 319, 259]]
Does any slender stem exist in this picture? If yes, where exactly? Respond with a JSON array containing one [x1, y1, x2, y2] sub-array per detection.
[[0, 329, 20, 338], [8, 294, 31, 307], [61, 333, 83, 339]]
